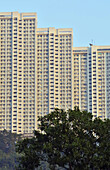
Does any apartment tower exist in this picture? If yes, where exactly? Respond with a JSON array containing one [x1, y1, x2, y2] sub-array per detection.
[[73, 47, 89, 111], [36, 28, 73, 123], [0, 11, 110, 134], [0, 12, 37, 134], [73, 45, 110, 120]]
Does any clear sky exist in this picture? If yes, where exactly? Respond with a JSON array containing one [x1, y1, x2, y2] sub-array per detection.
[[0, 0, 110, 47]]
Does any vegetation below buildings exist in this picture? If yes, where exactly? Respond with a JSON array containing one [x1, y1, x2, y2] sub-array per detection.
[[16, 108, 110, 170], [0, 130, 20, 170]]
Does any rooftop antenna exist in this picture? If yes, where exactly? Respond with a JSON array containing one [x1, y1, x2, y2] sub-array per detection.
[[89, 43, 93, 46], [89, 39, 93, 46]]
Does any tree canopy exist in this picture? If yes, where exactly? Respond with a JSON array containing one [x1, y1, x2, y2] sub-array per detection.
[[16, 108, 110, 170], [0, 129, 20, 170]]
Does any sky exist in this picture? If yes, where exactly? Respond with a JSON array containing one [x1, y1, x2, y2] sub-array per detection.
[[0, 0, 110, 47]]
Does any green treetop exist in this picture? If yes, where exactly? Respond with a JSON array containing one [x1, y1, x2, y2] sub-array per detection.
[[16, 108, 110, 170]]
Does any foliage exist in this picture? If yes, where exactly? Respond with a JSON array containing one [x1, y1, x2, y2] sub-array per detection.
[[16, 108, 110, 170], [0, 129, 20, 170]]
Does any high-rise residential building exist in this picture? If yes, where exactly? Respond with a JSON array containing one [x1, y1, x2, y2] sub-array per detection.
[[0, 13, 73, 134], [73, 45, 110, 120], [73, 47, 89, 111], [0, 12, 37, 134], [89, 45, 110, 120], [0, 11, 110, 135], [36, 28, 73, 123]]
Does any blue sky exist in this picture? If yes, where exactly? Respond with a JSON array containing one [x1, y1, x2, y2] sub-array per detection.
[[0, 0, 110, 47]]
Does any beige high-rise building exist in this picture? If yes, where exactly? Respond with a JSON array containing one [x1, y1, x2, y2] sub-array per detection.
[[36, 27, 73, 124], [73, 47, 89, 111], [0, 12, 37, 134], [73, 45, 110, 120], [0, 13, 73, 134], [89, 45, 110, 119], [0, 11, 110, 135]]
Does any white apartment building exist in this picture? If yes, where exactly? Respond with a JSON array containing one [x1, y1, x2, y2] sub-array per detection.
[[73, 45, 110, 120], [36, 28, 73, 123], [73, 47, 88, 111], [0, 13, 73, 134], [0, 12, 37, 134], [0, 11, 110, 134], [89, 45, 110, 119]]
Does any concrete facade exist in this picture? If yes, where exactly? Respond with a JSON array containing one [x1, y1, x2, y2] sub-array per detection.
[[36, 28, 73, 127], [0, 12, 37, 134], [73, 45, 110, 120], [0, 11, 110, 134]]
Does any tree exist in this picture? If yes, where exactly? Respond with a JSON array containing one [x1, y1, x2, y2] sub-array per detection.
[[0, 130, 20, 170], [16, 108, 110, 170]]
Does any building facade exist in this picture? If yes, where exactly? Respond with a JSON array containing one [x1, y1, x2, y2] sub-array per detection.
[[0, 13, 73, 134], [36, 28, 73, 126], [0, 12, 37, 134], [0, 11, 110, 134], [73, 47, 88, 111], [73, 45, 110, 120]]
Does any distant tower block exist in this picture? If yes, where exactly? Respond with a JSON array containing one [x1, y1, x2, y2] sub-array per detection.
[[0, 12, 37, 134]]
